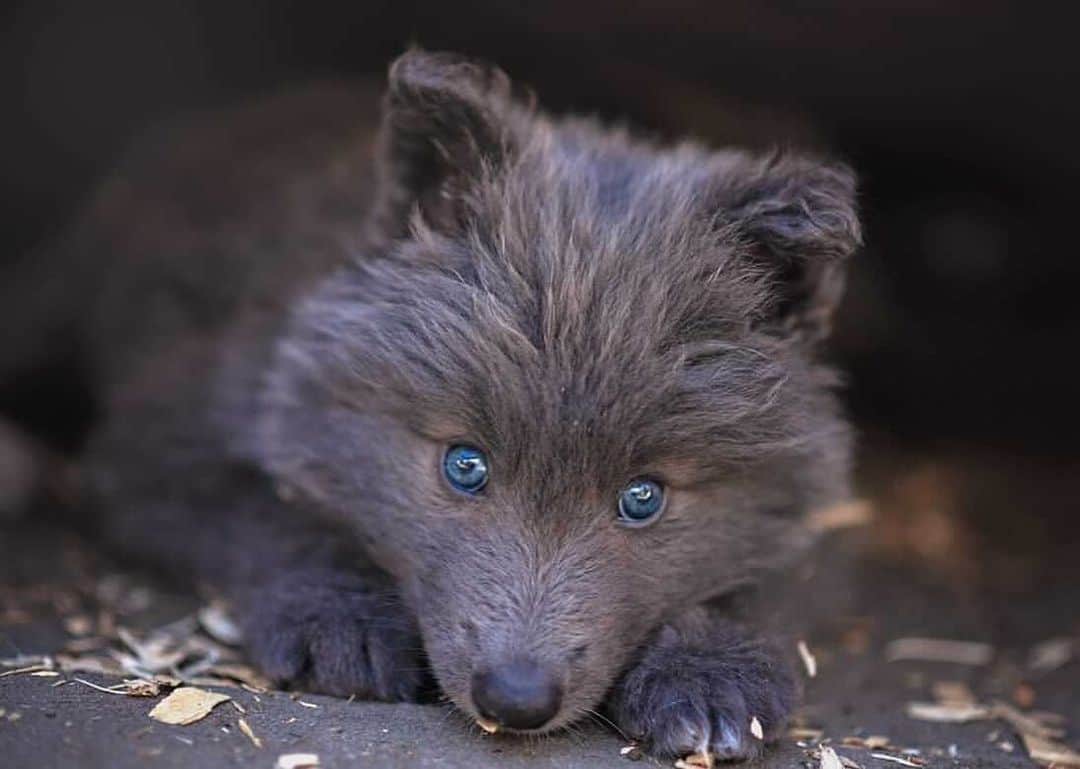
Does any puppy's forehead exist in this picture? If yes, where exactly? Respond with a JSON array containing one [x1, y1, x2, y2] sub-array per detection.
[[347, 133, 793, 484]]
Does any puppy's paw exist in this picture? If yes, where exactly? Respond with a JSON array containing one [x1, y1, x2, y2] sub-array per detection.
[[242, 568, 426, 700], [608, 627, 797, 762]]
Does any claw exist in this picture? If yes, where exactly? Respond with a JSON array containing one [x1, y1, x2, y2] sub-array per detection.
[[676, 753, 714, 769], [750, 716, 764, 740], [476, 717, 499, 734]]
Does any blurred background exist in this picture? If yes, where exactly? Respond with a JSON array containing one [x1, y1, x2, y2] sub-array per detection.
[[1, 1, 1078, 591]]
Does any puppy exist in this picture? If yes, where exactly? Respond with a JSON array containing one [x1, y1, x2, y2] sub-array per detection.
[[4, 50, 860, 761]]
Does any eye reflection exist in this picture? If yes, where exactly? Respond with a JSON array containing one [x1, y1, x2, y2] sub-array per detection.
[[443, 445, 489, 494], [617, 478, 665, 525]]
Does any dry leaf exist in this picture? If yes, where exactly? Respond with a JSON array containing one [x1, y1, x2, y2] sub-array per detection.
[[931, 680, 976, 705], [790, 727, 825, 741], [906, 701, 991, 722], [276, 754, 320, 769], [1028, 638, 1074, 672], [55, 654, 124, 677], [122, 679, 162, 697], [238, 717, 263, 748], [63, 615, 93, 636], [885, 638, 993, 665], [819, 745, 844, 769], [991, 701, 1066, 740], [198, 603, 243, 645], [844, 735, 891, 750], [1021, 733, 1080, 768], [149, 686, 231, 725]]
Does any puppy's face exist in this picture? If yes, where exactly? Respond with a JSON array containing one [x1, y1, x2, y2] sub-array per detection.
[[260, 51, 859, 731]]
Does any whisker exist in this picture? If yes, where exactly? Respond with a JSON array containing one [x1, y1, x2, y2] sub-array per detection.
[[584, 707, 631, 741]]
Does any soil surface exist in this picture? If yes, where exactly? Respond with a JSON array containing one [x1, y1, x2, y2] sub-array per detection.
[[1, 518, 1077, 769]]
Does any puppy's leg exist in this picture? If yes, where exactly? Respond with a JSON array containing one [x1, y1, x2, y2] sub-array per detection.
[[91, 459, 426, 701], [606, 605, 797, 762]]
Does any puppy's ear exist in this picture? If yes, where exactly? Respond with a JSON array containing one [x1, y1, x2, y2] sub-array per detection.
[[712, 152, 862, 342], [372, 49, 518, 241]]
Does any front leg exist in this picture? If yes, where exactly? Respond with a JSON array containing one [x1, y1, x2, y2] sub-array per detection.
[[241, 565, 424, 700], [606, 606, 797, 762], [89, 456, 427, 701]]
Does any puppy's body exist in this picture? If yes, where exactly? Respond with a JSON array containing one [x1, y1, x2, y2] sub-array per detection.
[[5, 53, 859, 760]]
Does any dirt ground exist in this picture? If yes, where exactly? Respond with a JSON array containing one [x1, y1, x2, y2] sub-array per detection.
[[1, 516, 1077, 769]]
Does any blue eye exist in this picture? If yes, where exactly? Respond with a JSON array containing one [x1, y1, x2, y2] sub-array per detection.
[[617, 478, 665, 525], [443, 445, 489, 494]]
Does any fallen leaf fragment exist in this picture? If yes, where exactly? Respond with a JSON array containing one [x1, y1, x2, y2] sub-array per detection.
[[1021, 733, 1080, 768], [205, 663, 270, 690], [930, 680, 976, 706], [844, 736, 891, 750], [238, 717, 262, 748], [198, 603, 243, 646], [55, 654, 124, 677], [122, 679, 162, 697], [906, 701, 991, 722], [1028, 638, 1074, 672], [991, 701, 1066, 740], [790, 727, 825, 741], [276, 754, 320, 769], [819, 745, 844, 769], [620, 744, 643, 760], [750, 716, 764, 740], [149, 687, 231, 725], [798, 640, 818, 678], [63, 615, 93, 636], [885, 638, 993, 665]]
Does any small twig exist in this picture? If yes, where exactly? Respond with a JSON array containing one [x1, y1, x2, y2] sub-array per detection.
[[871, 753, 923, 767], [0, 664, 51, 678], [72, 677, 130, 695]]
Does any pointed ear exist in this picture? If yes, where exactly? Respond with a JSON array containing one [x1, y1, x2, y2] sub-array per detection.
[[371, 49, 518, 241], [712, 152, 862, 342]]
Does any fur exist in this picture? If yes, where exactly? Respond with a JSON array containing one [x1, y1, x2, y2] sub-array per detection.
[[4, 50, 860, 760]]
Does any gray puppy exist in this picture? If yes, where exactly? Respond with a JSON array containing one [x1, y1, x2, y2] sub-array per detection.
[[5, 50, 860, 761]]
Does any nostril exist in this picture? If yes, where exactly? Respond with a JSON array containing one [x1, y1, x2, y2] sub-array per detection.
[[470, 659, 563, 731]]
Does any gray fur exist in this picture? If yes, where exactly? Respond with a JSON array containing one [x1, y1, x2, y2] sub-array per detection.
[[8, 50, 860, 759]]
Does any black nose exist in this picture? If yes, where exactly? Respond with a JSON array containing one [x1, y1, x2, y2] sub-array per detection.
[[471, 659, 563, 730]]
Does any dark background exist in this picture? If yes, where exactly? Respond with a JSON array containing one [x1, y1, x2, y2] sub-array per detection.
[[2, 1, 1078, 579]]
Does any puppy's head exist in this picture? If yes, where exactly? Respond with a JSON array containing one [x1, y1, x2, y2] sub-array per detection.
[[261, 50, 860, 731]]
